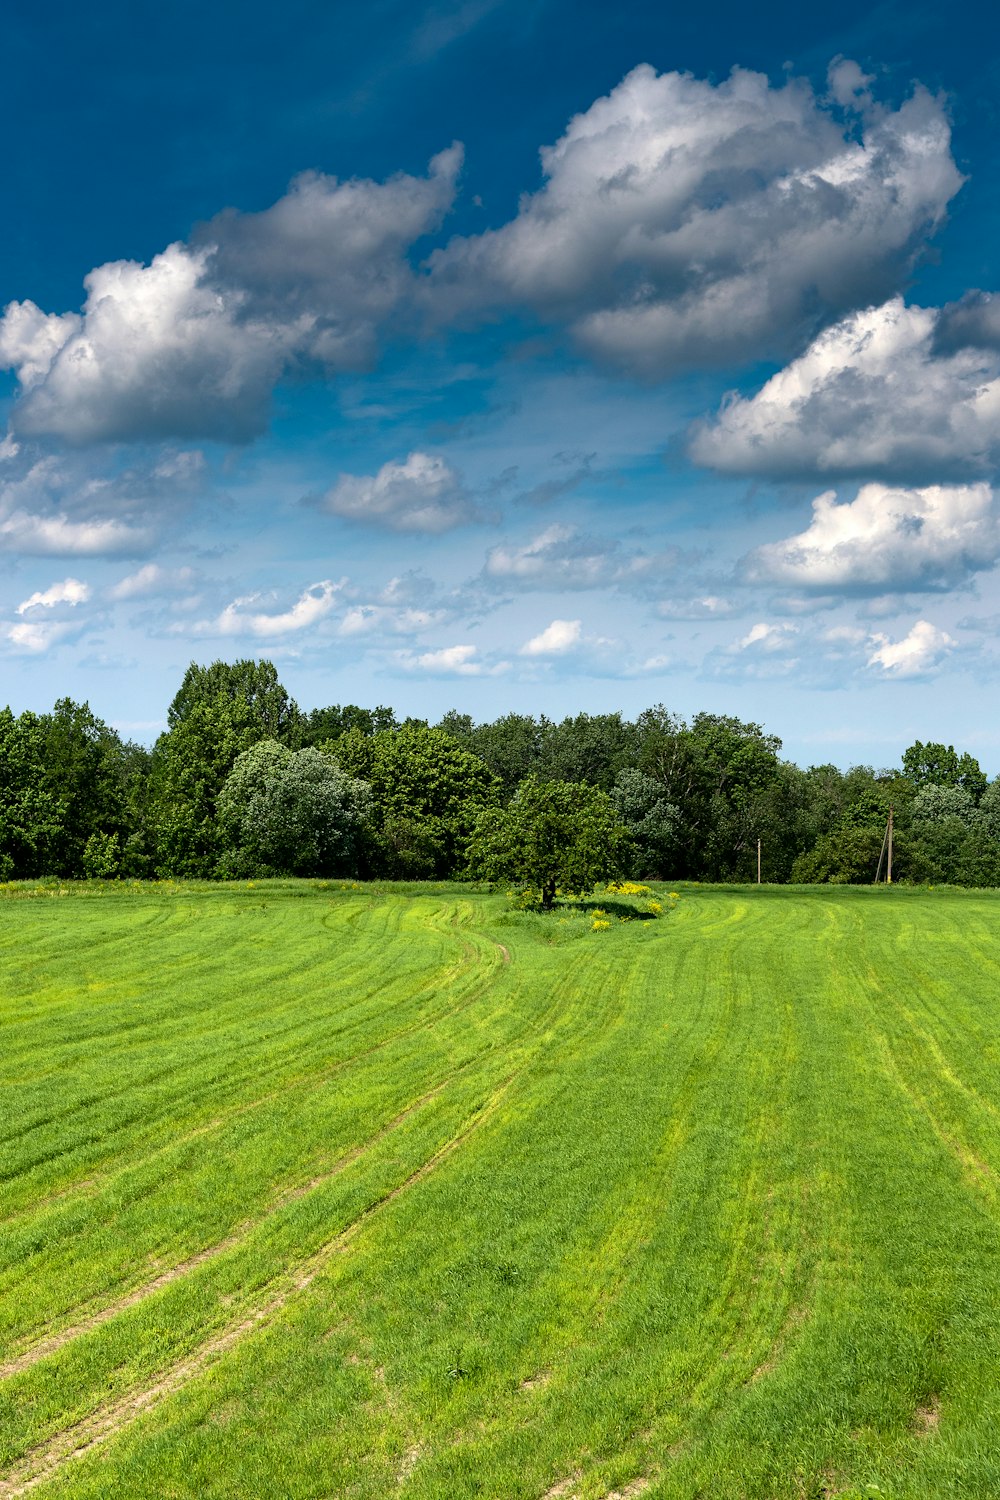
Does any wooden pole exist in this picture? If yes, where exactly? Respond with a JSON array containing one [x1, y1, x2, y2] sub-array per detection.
[[875, 817, 889, 884], [887, 805, 893, 885], [757, 838, 761, 884]]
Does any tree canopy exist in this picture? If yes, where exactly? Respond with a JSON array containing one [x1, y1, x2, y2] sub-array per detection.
[[467, 777, 630, 907], [218, 741, 371, 876], [1, 663, 999, 889]]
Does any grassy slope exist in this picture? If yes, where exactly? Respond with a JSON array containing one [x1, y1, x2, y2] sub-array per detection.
[[2, 883, 1000, 1498]]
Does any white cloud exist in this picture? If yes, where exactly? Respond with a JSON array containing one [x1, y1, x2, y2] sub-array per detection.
[[822, 624, 869, 646], [733, 621, 799, 653], [483, 523, 673, 592], [414, 643, 481, 673], [16, 577, 90, 614], [189, 580, 344, 638], [521, 618, 583, 655], [0, 246, 281, 445], [630, 653, 673, 674], [317, 451, 478, 532], [0, 448, 203, 559], [0, 149, 462, 444], [745, 482, 1000, 593], [707, 618, 802, 680], [0, 510, 148, 556], [867, 619, 955, 677], [0, 302, 82, 388], [398, 642, 508, 676], [4, 619, 78, 653], [107, 564, 197, 601], [338, 604, 443, 636], [707, 609, 965, 686], [692, 299, 1000, 479], [430, 65, 961, 375], [827, 58, 875, 110]]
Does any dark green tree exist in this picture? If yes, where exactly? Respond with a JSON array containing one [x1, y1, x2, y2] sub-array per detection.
[[331, 723, 499, 877], [301, 703, 397, 747], [149, 696, 259, 876], [902, 741, 987, 802], [610, 769, 680, 878], [0, 709, 63, 878], [36, 699, 140, 876], [467, 776, 630, 908], [638, 711, 783, 879], [168, 660, 301, 743], [536, 712, 640, 791], [447, 712, 544, 802]]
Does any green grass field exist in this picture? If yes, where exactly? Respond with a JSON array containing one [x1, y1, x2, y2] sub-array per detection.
[[3, 880, 1000, 1499]]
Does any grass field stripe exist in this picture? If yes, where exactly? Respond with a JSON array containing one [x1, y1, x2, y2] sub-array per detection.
[[7, 884, 1000, 1497], [0, 1066, 528, 1494], [0, 936, 568, 1394], [0, 1081, 458, 1383]]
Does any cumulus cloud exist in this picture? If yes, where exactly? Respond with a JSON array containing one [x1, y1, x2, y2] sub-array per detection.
[[189, 579, 344, 638], [107, 564, 197, 601], [483, 523, 675, 592], [733, 620, 799, 653], [0, 447, 203, 560], [710, 611, 961, 684], [339, 604, 445, 636], [744, 482, 1000, 594], [934, 290, 1000, 353], [706, 618, 802, 680], [867, 618, 955, 677], [16, 577, 90, 613], [0, 63, 964, 446], [399, 642, 508, 675], [430, 64, 961, 376], [4, 619, 79, 654], [316, 451, 479, 532], [0, 149, 462, 444], [0, 510, 148, 556], [0, 302, 82, 388], [692, 299, 1000, 479], [521, 618, 583, 655], [826, 57, 875, 111]]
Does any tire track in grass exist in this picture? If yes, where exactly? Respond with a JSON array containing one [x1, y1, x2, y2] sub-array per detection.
[[418, 905, 818, 1500], [0, 900, 455, 1174], [0, 914, 510, 1362], [0, 928, 582, 1493], [0, 1063, 529, 1498], [523, 901, 837, 1500], [0, 899, 500, 1229], [855, 912, 1000, 1211], [0, 1081, 453, 1383], [617, 896, 877, 1499], [1, 893, 405, 1121], [873, 1034, 1000, 1209], [620, 908, 817, 1465]]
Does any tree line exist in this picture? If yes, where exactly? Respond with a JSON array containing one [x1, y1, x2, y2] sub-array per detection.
[[2, 657, 998, 888]]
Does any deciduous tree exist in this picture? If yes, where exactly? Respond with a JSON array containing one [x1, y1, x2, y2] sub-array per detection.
[[467, 777, 629, 908]]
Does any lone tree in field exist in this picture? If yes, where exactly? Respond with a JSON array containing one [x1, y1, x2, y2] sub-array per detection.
[[467, 776, 629, 908]]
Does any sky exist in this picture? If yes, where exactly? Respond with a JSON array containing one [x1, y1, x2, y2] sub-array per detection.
[[2, 0, 1000, 768]]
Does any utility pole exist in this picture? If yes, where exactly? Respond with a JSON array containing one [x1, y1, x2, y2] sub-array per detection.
[[757, 838, 761, 885], [887, 805, 893, 885]]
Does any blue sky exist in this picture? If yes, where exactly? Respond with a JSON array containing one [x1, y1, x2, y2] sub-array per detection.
[[2, 0, 1000, 767]]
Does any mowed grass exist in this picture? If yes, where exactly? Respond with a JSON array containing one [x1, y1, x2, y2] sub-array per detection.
[[3, 884, 1000, 1497]]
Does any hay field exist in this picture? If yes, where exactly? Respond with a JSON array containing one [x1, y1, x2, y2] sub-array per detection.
[[3, 881, 1000, 1499]]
